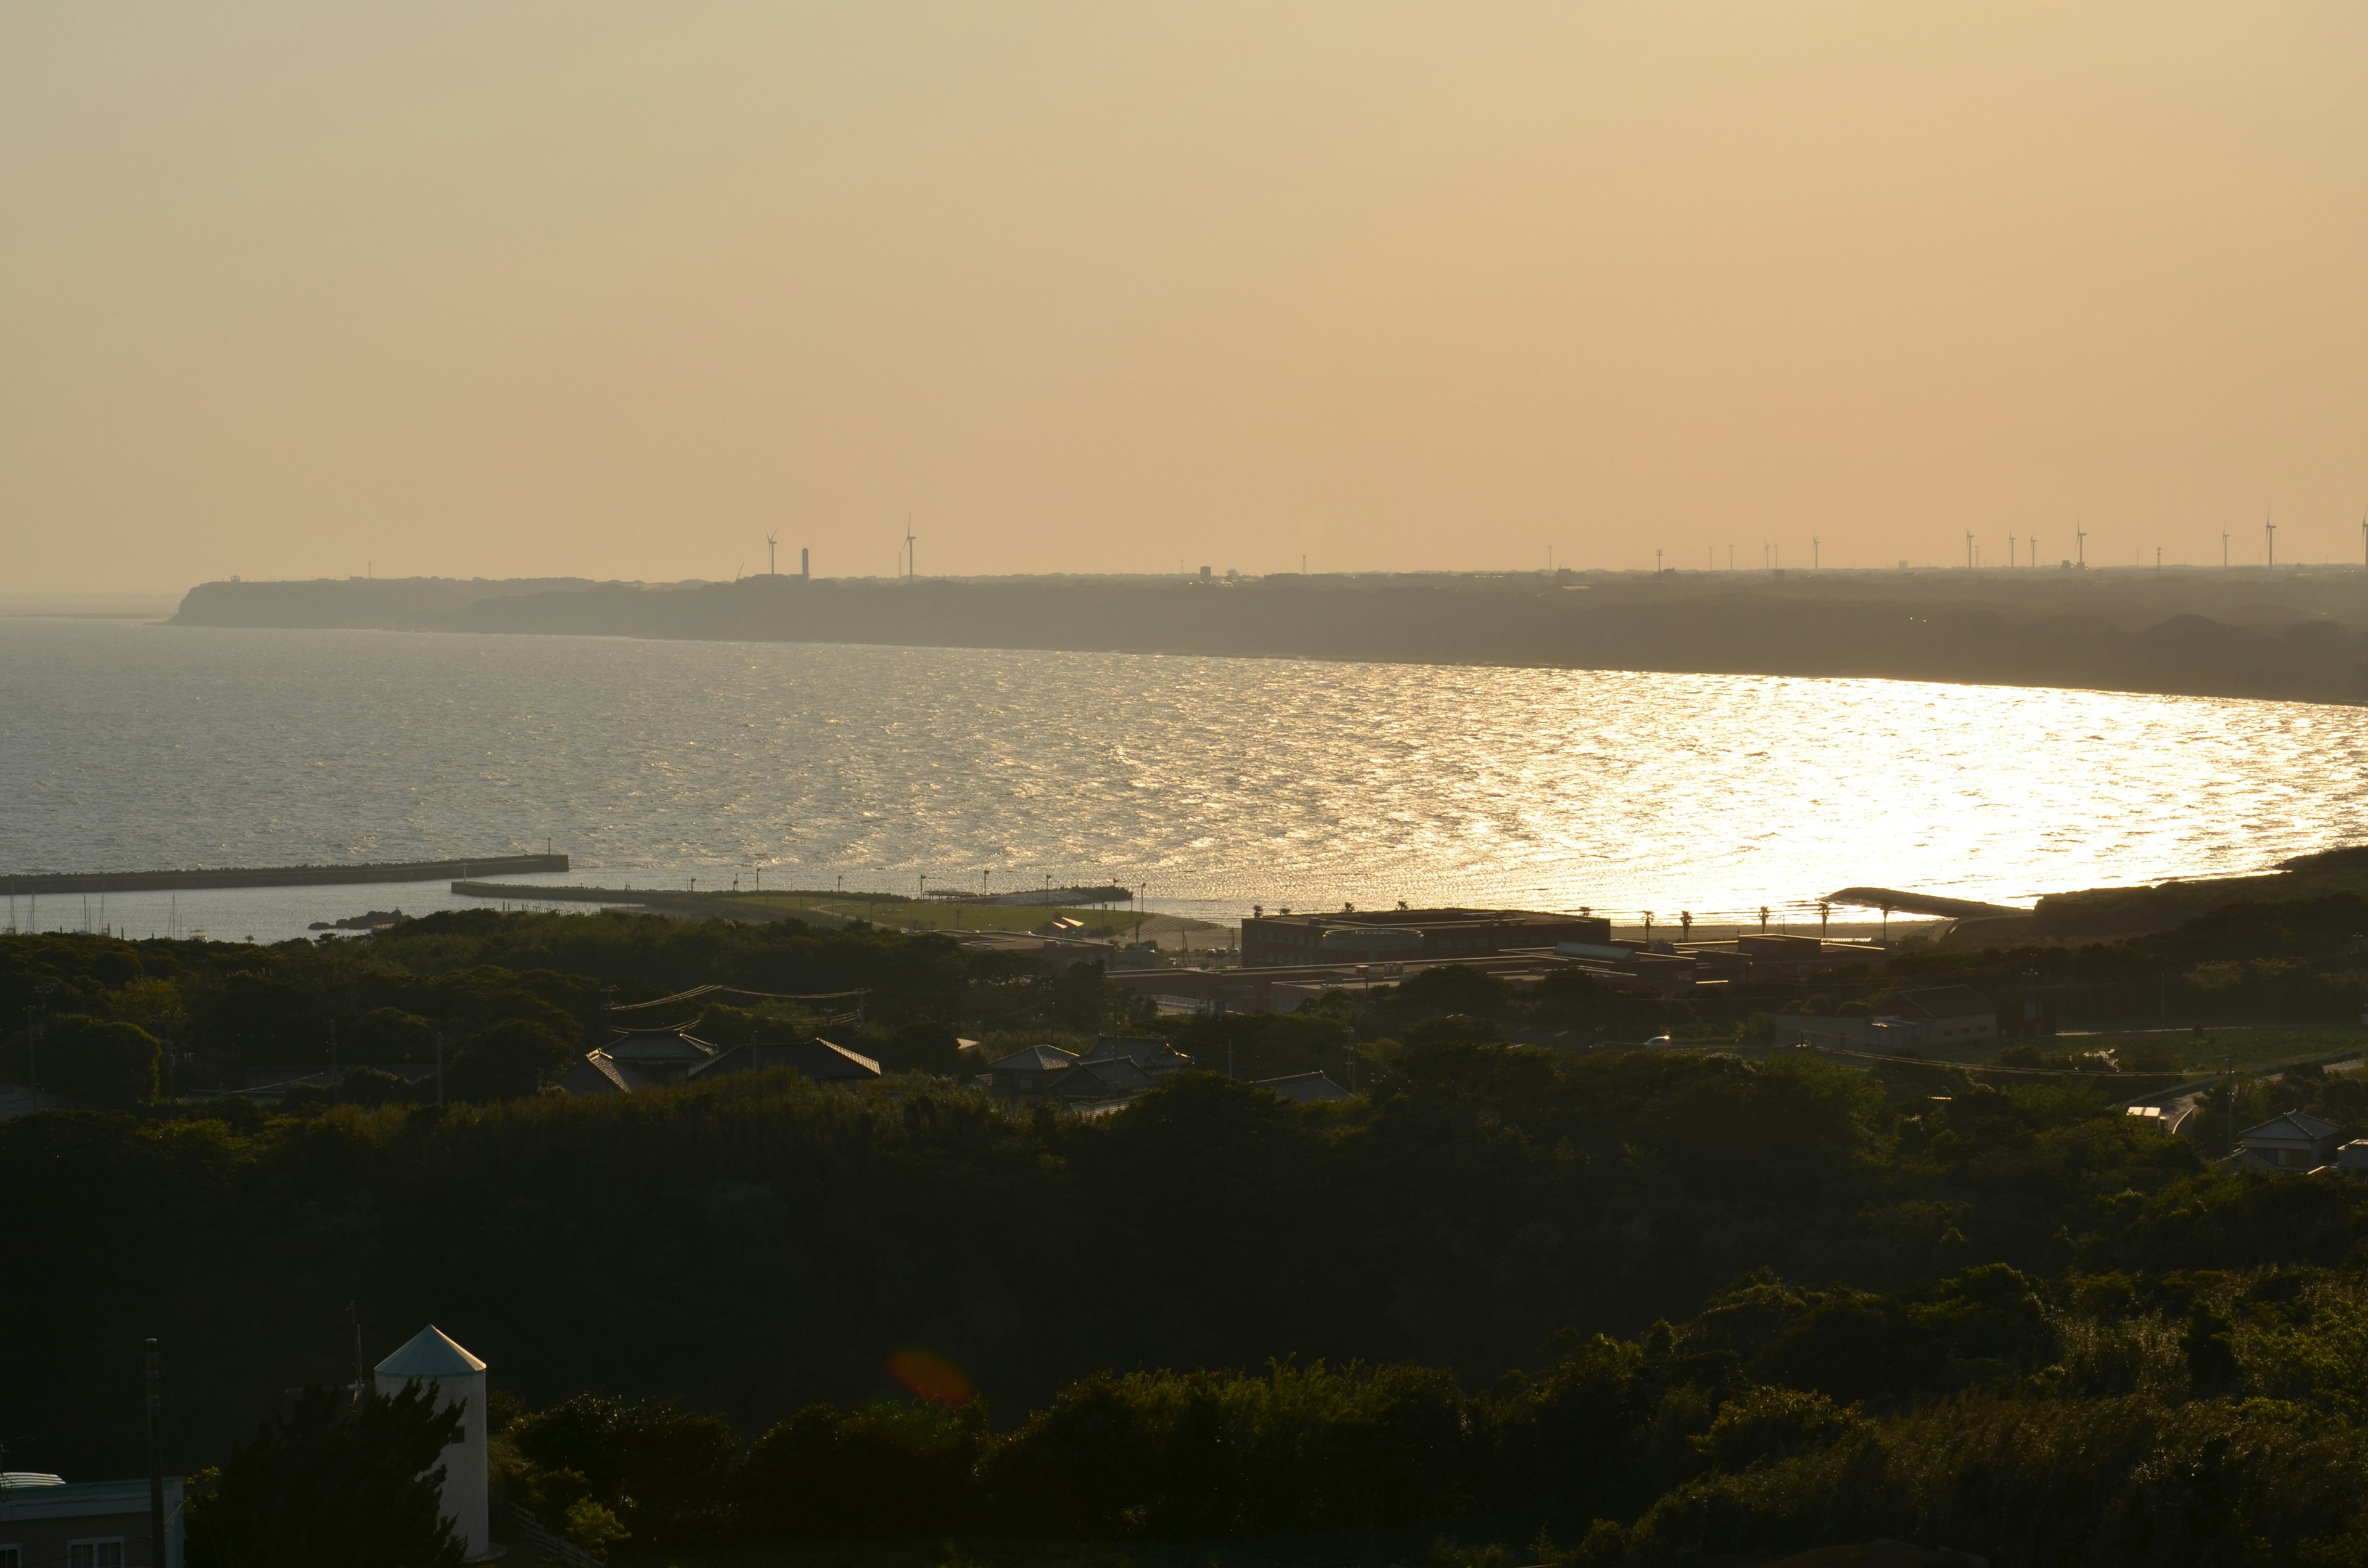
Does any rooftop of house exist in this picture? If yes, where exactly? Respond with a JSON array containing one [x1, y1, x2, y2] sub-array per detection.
[[560, 1051, 664, 1094], [1081, 1036, 1193, 1068], [987, 1044, 1083, 1073], [604, 1030, 720, 1064], [695, 1038, 881, 1080], [1889, 985, 1997, 1020], [2239, 1110, 2341, 1144], [1061, 1057, 1154, 1097]]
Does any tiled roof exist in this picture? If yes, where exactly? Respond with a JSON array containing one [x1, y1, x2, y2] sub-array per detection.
[[695, 1039, 882, 1081], [559, 1052, 663, 1095], [2239, 1110, 2341, 1143], [605, 1030, 718, 1063], [1059, 1058, 1152, 1098], [1082, 1036, 1189, 1067], [987, 1045, 1082, 1073]]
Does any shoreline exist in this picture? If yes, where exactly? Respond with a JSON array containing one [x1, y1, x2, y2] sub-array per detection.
[[166, 569, 2368, 708]]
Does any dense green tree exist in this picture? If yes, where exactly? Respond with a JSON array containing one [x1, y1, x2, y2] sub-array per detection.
[[734, 1398, 982, 1537], [29, 1013, 161, 1106], [443, 1018, 570, 1102], [187, 1382, 465, 1568], [509, 1394, 738, 1545]]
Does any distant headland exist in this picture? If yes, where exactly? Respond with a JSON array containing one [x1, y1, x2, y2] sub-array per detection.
[[170, 567, 2368, 705]]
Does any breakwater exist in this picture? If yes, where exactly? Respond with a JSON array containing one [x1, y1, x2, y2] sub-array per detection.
[[6, 853, 567, 895], [451, 881, 848, 928]]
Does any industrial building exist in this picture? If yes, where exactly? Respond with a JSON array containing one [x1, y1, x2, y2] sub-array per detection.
[[1240, 907, 1610, 969]]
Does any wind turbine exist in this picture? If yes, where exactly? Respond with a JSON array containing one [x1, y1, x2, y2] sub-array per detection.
[[766, 532, 778, 576], [905, 514, 917, 580], [2265, 509, 2276, 570]]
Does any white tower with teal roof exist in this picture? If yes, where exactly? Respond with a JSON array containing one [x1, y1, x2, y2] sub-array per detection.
[[375, 1324, 490, 1560]]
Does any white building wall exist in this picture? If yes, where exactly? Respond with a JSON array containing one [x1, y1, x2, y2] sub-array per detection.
[[376, 1365, 490, 1561]]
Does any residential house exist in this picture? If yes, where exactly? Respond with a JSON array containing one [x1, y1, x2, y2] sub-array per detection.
[[557, 1051, 664, 1095], [972, 1040, 1186, 1111], [0, 1471, 186, 1567], [599, 1027, 720, 1084], [1079, 1037, 1195, 1078], [1055, 1056, 1155, 1110], [971, 1045, 1082, 1105], [697, 1039, 881, 1082], [2233, 1110, 2342, 1172], [560, 1033, 881, 1096]]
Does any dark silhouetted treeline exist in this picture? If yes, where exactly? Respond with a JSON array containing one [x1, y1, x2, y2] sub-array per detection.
[[18, 1022, 2368, 1495], [476, 1263, 2368, 1566], [7, 897, 2368, 1562]]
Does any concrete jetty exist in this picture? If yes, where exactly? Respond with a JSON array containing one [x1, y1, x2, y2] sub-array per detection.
[[1824, 885, 2025, 920]]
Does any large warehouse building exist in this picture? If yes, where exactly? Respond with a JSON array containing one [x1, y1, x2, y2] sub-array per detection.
[[1239, 906, 1611, 969]]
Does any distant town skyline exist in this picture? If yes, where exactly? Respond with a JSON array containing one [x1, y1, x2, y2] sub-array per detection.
[[6, 2, 2366, 592]]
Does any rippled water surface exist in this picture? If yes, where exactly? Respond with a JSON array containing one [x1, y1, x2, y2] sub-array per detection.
[[3, 618, 2364, 938]]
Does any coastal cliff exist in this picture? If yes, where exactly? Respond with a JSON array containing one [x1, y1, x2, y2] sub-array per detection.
[[172, 568, 2368, 705]]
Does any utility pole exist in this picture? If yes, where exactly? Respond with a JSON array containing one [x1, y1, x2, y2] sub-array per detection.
[[29, 984, 52, 1090], [147, 1338, 165, 1566]]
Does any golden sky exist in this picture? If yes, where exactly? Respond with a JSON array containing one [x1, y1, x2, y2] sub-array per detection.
[[5, 2, 2365, 589]]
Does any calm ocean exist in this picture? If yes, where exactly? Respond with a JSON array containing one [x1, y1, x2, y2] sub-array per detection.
[[3, 616, 2364, 943]]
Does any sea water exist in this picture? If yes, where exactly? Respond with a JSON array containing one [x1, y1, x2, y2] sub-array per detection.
[[2, 616, 2364, 944]]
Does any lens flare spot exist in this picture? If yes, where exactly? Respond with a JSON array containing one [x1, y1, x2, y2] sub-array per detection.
[[888, 1348, 974, 1407]]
